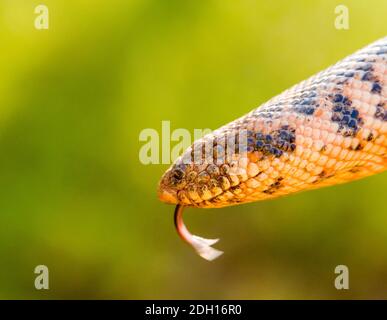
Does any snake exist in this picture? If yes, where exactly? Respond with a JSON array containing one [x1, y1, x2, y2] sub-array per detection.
[[158, 37, 387, 261]]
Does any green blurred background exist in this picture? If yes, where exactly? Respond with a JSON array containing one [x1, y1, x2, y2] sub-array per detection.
[[0, 0, 386, 299]]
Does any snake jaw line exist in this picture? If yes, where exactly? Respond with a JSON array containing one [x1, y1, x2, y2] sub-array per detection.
[[174, 205, 223, 261]]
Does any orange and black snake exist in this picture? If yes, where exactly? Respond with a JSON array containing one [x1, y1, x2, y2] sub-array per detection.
[[158, 37, 387, 260]]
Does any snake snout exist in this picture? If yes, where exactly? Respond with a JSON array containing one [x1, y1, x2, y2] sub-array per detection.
[[158, 188, 178, 204], [158, 169, 180, 204]]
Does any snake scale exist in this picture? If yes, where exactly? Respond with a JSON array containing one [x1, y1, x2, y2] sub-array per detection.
[[158, 37, 387, 260]]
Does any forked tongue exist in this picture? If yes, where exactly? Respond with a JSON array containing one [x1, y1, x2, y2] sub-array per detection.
[[174, 205, 223, 261]]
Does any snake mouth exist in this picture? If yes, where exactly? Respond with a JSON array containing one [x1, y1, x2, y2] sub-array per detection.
[[158, 188, 178, 204]]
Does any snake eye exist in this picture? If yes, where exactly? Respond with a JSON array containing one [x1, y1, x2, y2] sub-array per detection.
[[170, 168, 186, 189]]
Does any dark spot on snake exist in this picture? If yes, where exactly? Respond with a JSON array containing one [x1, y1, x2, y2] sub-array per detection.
[[265, 135, 273, 143], [375, 104, 387, 121], [351, 109, 359, 118], [318, 170, 327, 178], [348, 119, 357, 129], [313, 170, 327, 183], [255, 140, 264, 149], [331, 94, 363, 137], [371, 82, 382, 94], [341, 115, 350, 125], [314, 170, 335, 184], [333, 103, 343, 112], [362, 72, 372, 81], [349, 167, 361, 174], [230, 186, 242, 195], [354, 143, 364, 151], [367, 132, 374, 142], [272, 148, 283, 157], [333, 94, 345, 103], [247, 126, 296, 158], [263, 177, 283, 194]]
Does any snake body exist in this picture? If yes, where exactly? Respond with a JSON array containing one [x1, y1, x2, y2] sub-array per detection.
[[158, 38, 387, 259]]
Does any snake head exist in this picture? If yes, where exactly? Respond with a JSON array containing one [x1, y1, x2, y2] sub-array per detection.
[[158, 161, 188, 205]]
